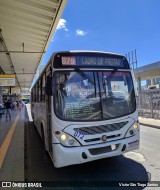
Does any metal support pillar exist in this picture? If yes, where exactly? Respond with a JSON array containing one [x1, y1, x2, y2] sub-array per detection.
[[137, 77, 142, 109]]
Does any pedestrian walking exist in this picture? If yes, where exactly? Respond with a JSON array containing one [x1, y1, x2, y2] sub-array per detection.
[[13, 101, 18, 111], [4, 99, 12, 122], [0, 102, 4, 122], [17, 101, 19, 110], [19, 101, 23, 111]]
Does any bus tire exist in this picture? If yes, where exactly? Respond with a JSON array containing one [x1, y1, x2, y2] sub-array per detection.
[[41, 124, 45, 143], [32, 114, 36, 128]]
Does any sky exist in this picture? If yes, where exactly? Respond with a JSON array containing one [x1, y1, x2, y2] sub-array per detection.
[[40, 0, 160, 70]]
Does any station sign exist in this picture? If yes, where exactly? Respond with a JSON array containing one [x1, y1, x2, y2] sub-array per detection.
[[11, 86, 21, 93], [0, 74, 16, 86], [3, 86, 20, 95]]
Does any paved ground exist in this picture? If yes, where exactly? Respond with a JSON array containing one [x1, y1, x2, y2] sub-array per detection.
[[0, 105, 160, 189], [0, 108, 25, 183]]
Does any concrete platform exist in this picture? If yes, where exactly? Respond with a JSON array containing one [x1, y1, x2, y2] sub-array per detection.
[[0, 107, 25, 182], [139, 117, 160, 130]]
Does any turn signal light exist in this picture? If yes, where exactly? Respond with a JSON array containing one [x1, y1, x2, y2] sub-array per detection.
[[55, 131, 61, 135]]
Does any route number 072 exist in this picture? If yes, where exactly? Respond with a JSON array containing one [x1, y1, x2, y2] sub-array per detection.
[[74, 131, 84, 139]]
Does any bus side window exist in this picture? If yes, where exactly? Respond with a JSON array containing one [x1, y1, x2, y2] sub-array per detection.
[[39, 80, 41, 102], [36, 83, 38, 102], [42, 73, 46, 102]]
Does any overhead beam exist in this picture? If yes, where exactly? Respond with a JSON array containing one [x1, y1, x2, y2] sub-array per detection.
[[0, 51, 45, 53], [19, 81, 32, 83], [16, 73, 35, 74]]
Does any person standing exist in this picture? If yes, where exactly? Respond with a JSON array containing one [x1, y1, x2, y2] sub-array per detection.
[[19, 101, 22, 111], [13, 101, 17, 111], [4, 99, 12, 122], [0, 102, 4, 121]]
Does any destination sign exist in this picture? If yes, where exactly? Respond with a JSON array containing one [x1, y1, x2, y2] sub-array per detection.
[[0, 74, 16, 86], [61, 56, 126, 68]]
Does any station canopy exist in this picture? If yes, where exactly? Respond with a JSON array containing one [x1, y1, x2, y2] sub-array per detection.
[[0, 0, 67, 94]]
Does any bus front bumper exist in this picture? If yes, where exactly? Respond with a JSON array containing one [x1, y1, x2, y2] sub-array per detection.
[[52, 134, 139, 168]]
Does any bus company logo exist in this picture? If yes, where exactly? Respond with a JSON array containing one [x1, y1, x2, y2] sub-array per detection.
[[102, 135, 107, 141], [2, 182, 11, 187]]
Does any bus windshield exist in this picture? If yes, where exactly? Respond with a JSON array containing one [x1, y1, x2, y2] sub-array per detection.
[[54, 70, 136, 121]]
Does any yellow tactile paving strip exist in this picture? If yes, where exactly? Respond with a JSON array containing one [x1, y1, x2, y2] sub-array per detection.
[[0, 114, 19, 168]]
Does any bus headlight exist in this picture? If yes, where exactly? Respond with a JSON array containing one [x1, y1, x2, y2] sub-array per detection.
[[61, 134, 67, 141], [125, 123, 139, 138], [59, 133, 81, 147]]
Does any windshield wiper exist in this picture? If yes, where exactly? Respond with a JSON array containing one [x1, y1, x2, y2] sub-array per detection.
[[75, 68, 95, 85], [103, 69, 117, 85], [93, 72, 97, 97], [102, 69, 117, 97]]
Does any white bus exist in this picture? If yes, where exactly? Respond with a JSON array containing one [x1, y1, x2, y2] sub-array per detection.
[[31, 51, 139, 168]]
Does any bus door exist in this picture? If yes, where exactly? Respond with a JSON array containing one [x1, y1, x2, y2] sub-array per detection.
[[46, 67, 53, 156]]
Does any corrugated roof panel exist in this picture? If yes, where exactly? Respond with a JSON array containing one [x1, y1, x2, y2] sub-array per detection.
[[0, 0, 68, 94], [0, 1, 55, 19]]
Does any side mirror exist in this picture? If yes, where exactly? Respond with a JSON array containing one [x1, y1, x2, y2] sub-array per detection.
[[46, 76, 55, 96]]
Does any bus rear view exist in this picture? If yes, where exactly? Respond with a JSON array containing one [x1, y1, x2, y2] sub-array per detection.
[[31, 51, 139, 168]]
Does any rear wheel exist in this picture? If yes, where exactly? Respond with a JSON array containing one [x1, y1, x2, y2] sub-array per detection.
[[32, 114, 36, 128], [41, 124, 49, 154], [41, 124, 45, 143]]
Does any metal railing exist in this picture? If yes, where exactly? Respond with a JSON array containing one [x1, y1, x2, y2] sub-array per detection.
[[137, 89, 160, 119]]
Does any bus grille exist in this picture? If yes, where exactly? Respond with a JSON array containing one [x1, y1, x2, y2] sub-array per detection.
[[84, 134, 121, 143], [89, 144, 119, 155], [74, 121, 128, 135]]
